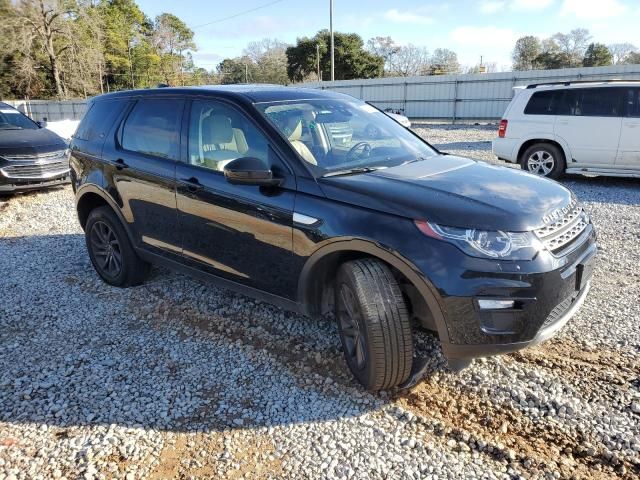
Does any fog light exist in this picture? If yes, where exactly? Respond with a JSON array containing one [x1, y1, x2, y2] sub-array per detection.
[[478, 299, 515, 310]]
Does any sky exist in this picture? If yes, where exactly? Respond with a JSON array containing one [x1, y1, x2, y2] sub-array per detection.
[[137, 0, 640, 71]]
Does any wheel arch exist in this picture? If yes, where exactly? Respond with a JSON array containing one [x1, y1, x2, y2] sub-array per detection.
[[297, 239, 451, 344], [517, 137, 570, 166], [75, 185, 132, 241]]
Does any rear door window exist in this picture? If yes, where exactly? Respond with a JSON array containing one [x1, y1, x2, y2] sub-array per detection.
[[121, 98, 184, 160], [574, 88, 623, 117]]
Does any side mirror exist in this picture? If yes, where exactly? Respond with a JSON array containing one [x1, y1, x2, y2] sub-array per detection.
[[223, 157, 282, 187], [37, 120, 48, 128]]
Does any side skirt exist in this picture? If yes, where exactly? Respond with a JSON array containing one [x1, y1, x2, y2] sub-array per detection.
[[565, 167, 640, 178], [136, 248, 304, 315]]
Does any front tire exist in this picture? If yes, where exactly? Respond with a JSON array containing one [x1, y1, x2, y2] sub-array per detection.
[[335, 259, 413, 390], [85, 206, 149, 287], [521, 143, 565, 179]]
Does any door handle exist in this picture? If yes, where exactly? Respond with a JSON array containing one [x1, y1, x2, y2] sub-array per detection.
[[180, 176, 204, 192], [114, 158, 128, 170], [556, 120, 569, 125]]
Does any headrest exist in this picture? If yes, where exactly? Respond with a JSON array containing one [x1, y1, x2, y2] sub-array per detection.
[[287, 116, 303, 142], [203, 114, 234, 144]]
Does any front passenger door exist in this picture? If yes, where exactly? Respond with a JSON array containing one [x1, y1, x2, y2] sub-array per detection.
[[176, 99, 298, 299]]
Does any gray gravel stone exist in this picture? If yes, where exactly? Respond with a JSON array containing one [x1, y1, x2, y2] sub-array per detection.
[[0, 125, 638, 479]]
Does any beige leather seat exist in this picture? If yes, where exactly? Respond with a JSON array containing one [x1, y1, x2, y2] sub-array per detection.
[[201, 114, 249, 170], [287, 117, 317, 166]]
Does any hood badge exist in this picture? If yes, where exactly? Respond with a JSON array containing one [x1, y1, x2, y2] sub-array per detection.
[[543, 200, 576, 225]]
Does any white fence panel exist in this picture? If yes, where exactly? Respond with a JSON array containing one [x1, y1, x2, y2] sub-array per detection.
[[3, 65, 640, 122], [305, 64, 640, 120]]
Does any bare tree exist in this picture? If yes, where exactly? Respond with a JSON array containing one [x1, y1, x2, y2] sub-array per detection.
[[609, 43, 638, 64], [243, 38, 289, 84], [389, 44, 430, 77], [430, 48, 460, 74], [13, 0, 76, 98], [551, 28, 591, 67], [366, 36, 400, 74]]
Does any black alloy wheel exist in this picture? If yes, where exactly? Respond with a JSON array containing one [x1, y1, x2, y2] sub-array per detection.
[[90, 220, 123, 278]]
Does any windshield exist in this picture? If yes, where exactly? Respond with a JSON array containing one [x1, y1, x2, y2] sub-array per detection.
[[255, 98, 436, 174], [0, 106, 39, 130]]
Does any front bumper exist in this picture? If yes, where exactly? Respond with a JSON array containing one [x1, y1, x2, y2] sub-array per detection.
[[441, 281, 591, 360], [0, 173, 70, 192], [410, 223, 597, 361], [0, 155, 70, 192]]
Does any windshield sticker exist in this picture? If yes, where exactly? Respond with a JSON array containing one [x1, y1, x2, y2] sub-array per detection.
[[359, 104, 378, 113], [0, 109, 19, 114]]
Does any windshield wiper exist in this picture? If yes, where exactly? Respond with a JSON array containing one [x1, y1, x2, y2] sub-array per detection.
[[322, 166, 380, 178]]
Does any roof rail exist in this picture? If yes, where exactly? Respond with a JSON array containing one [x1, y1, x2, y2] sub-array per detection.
[[526, 79, 640, 89]]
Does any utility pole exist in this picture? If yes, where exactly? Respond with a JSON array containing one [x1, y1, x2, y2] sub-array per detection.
[[245, 63, 249, 83], [317, 43, 321, 81], [330, 0, 335, 82]]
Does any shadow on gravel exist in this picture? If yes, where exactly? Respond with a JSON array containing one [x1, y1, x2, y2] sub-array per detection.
[[434, 141, 492, 151], [0, 233, 448, 434]]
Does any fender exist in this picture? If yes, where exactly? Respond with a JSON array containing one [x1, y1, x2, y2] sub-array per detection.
[[517, 133, 573, 164], [297, 237, 451, 344]]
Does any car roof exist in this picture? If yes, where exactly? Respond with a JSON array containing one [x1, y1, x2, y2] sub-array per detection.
[[519, 80, 640, 92], [91, 84, 352, 104], [0, 102, 16, 109]]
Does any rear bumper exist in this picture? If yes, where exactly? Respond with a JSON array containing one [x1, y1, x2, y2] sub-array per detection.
[[492, 137, 519, 163]]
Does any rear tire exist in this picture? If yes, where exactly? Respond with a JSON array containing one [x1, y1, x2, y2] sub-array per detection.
[[335, 258, 413, 390], [85, 206, 150, 287], [520, 143, 565, 180]]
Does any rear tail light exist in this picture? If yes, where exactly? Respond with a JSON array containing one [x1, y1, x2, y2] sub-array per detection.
[[498, 119, 508, 138]]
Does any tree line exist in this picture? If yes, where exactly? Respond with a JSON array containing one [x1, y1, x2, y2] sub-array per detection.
[[0, 0, 199, 99], [0, 0, 465, 99], [2, 2, 638, 100], [512, 28, 640, 71]]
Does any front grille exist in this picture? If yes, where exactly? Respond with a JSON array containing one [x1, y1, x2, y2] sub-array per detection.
[[534, 203, 589, 254], [2, 150, 66, 161], [1, 161, 69, 179]]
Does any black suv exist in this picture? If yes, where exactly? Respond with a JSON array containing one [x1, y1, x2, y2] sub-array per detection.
[[71, 86, 597, 390], [0, 102, 69, 193]]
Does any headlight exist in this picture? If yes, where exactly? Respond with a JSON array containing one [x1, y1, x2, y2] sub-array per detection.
[[414, 220, 542, 260]]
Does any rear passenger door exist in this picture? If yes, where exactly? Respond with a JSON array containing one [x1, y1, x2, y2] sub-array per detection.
[[617, 88, 640, 169], [175, 98, 298, 299], [102, 97, 184, 258], [553, 87, 623, 167]]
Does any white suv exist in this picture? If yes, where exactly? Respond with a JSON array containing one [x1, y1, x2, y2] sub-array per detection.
[[492, 80, 640, 179]]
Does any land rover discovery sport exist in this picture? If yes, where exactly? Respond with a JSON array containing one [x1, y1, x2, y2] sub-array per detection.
[[71, 85, 597, 390]]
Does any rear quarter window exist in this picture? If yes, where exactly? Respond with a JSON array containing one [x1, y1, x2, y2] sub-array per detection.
[[523, 90, 564, 115], [75, 99, 128, 141]]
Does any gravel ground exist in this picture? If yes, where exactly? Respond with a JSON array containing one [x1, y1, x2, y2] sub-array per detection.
[[1, 124, 639, 480]]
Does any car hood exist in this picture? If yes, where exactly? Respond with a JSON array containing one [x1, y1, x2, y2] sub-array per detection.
[[318, 155, 574, 231], [0, 127, 67, 157]]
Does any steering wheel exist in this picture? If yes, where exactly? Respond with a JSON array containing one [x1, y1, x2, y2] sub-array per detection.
[[346, 142, 372, 161]]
